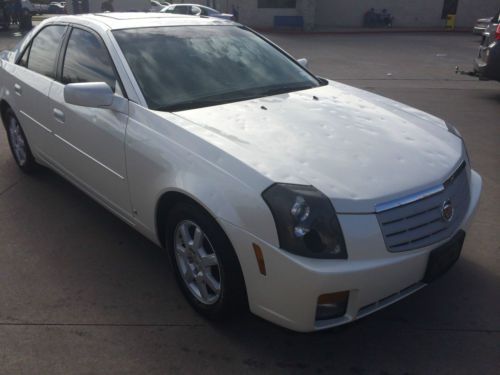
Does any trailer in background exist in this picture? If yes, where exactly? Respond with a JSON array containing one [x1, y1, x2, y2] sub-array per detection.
[[66, 0, 150, 14]]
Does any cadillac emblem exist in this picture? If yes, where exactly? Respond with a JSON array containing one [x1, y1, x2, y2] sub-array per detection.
[[441, 200, 454, 222]]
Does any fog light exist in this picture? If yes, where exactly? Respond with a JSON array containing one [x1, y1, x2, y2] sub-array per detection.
[[315, 291, 349, 321]]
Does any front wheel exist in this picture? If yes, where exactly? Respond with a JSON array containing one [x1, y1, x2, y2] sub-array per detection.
[[166, 202, 247, 319], [4, 108, 37, 173]]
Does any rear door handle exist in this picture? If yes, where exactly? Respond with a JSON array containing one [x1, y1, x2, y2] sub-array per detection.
[[14, 83, 22, 96], [53, 108, 65, 124]]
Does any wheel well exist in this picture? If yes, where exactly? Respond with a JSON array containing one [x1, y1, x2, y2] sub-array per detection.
[[156, 191, 212, 248]]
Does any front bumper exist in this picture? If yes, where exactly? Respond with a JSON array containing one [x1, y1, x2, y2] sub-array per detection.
[[221, 170, 482, 332]]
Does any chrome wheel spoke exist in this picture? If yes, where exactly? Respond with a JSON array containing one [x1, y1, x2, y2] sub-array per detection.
[[195, 273, 209, 300], [179, 224, 191, 247], [192, 227, 203, 251], [200, 253, 218, 268]]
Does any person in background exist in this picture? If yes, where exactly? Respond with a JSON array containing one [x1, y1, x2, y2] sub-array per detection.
[[363, 8, 376, 27], [232, 4, 239, 22], [13, 0, 22, 25], [101, 0, 114, 12], [381, 9, 394, 27], [5, 0, 13, 25]]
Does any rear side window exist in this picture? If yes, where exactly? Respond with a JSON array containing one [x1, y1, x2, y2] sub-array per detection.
[[27, 25, 66, 79], [62, 28, 117, 91]]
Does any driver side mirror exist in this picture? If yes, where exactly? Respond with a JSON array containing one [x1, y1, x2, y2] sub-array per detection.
[[297, 58, 308, 68], [64, 82, 114, 108]]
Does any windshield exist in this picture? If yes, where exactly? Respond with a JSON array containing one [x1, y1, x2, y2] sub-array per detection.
[[113, 26, 320, 111]]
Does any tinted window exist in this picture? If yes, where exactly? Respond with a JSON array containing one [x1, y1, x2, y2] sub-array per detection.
[[113, 26, 319, 111], [173, 6, 188, 14], [62, 28, 117, 91], [28, 26, 66, 79]]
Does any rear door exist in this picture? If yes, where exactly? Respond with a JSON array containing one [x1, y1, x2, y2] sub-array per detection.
[[9, 25, 67, 160], [46, 26, 132, 220]]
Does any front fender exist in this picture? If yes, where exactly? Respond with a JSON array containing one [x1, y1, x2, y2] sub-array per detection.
[[125, 102, 279, 247]]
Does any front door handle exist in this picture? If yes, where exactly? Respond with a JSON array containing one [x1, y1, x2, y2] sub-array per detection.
[[53, 108, 65, 124], [14, 83, 22, 96]]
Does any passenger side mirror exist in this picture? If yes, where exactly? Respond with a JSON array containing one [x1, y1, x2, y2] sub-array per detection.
[[64, 82, 114, 108], [297, 58, 308, 68]]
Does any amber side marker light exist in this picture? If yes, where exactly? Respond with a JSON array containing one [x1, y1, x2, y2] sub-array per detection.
[[252, 243, 267, 275], [316, 291, 349, 321]]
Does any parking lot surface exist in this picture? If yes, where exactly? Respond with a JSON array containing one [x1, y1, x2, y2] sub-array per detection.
[[0, 29, 499, 374]]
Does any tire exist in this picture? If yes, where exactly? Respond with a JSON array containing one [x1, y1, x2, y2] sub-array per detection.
[[166, 202, 247, 319], [4, 108, 37, 173]]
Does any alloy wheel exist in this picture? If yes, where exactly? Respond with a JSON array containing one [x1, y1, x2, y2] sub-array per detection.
[[8, 116, 27, 166], [174, 220, 222, 305]]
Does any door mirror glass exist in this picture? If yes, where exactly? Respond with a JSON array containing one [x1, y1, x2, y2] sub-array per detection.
[[297, 58, 308, 68], [64, 82, 114, 108]]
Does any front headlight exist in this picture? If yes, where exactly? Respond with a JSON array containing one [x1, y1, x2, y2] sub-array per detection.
[[262, 184, 347, 259], [445, 122, 462, 138]]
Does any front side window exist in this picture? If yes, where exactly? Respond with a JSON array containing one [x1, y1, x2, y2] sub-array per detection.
[[62, 28, 117, 91], [27, 25, 66, 79], [113, 26, 319, 111]]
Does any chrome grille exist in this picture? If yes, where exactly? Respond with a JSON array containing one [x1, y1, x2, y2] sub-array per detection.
[[376, 162, 469, 252]]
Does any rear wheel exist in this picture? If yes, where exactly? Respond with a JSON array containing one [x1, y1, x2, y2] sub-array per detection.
[[4, 108, 37, 173], [166, 202, 246, 319]]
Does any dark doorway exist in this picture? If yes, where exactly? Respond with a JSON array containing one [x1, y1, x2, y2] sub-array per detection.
[[441, 0, 459, 19]]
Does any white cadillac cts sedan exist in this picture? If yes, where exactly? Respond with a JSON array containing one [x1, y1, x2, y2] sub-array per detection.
[[0, 14, 481, 332]]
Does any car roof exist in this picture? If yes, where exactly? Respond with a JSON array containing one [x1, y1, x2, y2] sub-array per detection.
[[44, 12, 234, 31]]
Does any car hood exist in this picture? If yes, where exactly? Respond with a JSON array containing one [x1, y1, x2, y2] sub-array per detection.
[[171, 82, 464, 213]]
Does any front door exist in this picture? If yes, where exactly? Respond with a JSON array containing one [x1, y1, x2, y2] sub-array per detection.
[[46, 26, 132, 220]]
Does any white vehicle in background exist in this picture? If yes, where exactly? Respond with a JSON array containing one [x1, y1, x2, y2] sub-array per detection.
[[150, 0, 169, 12], [0, 13, 481, 332], [66, 0, 150, 13], [161, 3, 233, 20]]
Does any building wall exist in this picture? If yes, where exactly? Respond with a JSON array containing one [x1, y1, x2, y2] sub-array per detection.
[[455, 0, 499, 28], [315, 0, 443, 28], [217, 0, 499, 30], [315, 0, 499, 29]]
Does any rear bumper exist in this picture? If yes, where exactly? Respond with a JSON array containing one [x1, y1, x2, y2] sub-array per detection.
[[221, 170, 482, 332], [473, 26, 486, 35], [474, 42, 500, 81]]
